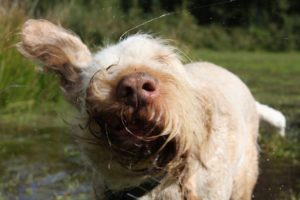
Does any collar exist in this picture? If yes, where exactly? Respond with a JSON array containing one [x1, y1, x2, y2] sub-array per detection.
[[104, 172, 167, 200]]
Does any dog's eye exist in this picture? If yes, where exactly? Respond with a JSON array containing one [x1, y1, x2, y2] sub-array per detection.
[[106, 64, 117, 71]]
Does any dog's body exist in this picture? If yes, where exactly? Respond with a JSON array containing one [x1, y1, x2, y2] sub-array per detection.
[[18, 19, 285, 200]]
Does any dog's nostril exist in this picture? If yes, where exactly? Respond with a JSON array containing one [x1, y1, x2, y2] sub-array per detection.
[[142, 82, 156, 92], [116, 72, 159, 106], [122, 86, 134, 97]]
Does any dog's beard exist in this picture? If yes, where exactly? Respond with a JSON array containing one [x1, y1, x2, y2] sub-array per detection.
[[84, 68, 200, 174], [86, 104, 178, 170]]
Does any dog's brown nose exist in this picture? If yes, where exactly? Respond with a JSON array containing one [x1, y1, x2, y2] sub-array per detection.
[[116, 72, 158, 107]]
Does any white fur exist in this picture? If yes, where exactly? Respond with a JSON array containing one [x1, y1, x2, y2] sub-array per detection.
[[92, 34, 191, 84], [255, 102, 286, 136]]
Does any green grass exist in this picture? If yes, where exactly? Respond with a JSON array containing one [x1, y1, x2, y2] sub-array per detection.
[[195, 50, 300, 117]]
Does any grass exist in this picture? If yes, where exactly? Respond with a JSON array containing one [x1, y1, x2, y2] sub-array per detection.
[[195, 50, 300, 110]]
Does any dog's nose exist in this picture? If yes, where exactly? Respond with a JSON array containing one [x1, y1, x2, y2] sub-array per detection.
[[116, 72, 158, 107]]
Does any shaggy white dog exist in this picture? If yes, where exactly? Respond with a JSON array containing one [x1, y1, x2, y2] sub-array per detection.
[[18, 19, 285, 200]]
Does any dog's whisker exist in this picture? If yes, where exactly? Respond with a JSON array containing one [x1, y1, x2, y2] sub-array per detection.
[[114, 147, 137, 156], [143, 118, 159, 138], [134, 143, 142, 147], [73, 134, 102, 145], [120, 108, 153, 142], [119, 12, 173, 40], [151, 111, 163, 130], [87, 120, 103, 139], [105, 123, 112, 147], [146, 123, 157, 136], [120, 111, 134, 135], [148, 110, 156, 121]]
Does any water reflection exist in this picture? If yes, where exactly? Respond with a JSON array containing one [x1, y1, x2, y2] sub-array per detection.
[[0, 124, 299, 199], [253, 155, 300, 200]]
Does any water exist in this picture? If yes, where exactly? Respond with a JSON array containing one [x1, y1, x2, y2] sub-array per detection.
[[0, 124, 93, 199], [0, 123, 299, 200], [253, 155, 300, 200]]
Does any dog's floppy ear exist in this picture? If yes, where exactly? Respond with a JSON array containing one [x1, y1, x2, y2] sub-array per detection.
[[18, 19, 92, 105]]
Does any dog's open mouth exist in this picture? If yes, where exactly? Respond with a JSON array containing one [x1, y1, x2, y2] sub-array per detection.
[[85, 106, 178, 168], [86, 105, 178, 168], [92, 109, 164, 145]]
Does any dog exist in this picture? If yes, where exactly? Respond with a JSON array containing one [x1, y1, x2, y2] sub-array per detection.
[[18, 19, 286, 200]]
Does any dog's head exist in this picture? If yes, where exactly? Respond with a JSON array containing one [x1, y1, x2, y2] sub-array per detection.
[[18, 19, 205, 173]]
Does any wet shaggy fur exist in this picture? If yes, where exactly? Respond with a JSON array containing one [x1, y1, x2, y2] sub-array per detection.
[[18, 19, 285, 200]]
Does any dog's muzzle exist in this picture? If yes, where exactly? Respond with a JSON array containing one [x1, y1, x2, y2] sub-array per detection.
[[86, 71, 168, 158], [116, 72, 159, 108]]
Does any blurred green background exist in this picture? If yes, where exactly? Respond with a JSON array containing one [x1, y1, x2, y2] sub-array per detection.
[[0, 0, 299, 199]]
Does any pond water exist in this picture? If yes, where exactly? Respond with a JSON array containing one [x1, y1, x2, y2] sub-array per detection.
[[0, 123, 299, 200]]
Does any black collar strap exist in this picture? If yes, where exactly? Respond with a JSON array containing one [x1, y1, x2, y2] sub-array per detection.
[[104, 172, 167, 200]]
